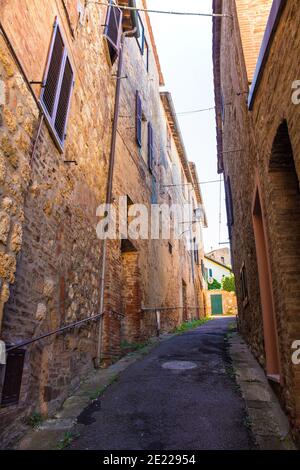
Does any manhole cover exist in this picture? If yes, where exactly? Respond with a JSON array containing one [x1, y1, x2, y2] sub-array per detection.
[[162, 361, 197, 370]]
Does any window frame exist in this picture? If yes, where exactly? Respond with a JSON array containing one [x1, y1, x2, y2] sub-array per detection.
[[136, 11, 145, 53], [40, 17, 75, 152], [136, 91, 142, 147], [225, 176, 234, 238], [148, 122, 155, 172], [103, 0, 123, 65]]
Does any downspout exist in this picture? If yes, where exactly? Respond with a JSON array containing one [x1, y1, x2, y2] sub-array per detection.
[[95, 23, 138, 368]]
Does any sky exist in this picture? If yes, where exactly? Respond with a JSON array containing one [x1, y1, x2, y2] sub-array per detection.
[[147, 0, 229, 252]]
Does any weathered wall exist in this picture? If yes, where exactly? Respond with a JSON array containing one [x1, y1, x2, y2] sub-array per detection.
[[214, 0, 300, 442], [0, 0, 206, 447]]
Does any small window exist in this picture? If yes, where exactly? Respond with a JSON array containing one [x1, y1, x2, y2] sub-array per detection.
[[103, 0, 123, 65], [209, 269, 213, 278], [1, 348, 25, 407], [136, 12, 145, 53], [221, 256, 225, 264], [240, 263, 249, 306], [225, 176, 234, 238], [201, 260, 205, 277], [193, 238, 199, 265], [148, 122, 155, 172], [136, 91, 142, 147], [168, 242, 173, 255], [151, 175, 157, 204], [41, 19, 74, 150]]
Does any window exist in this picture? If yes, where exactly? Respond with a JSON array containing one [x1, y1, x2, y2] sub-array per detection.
[[201, 259, 205, 277], [1, 348, 25, 406], [209, 269, 213, 278], [193, 238, 199, 265], [41, 19, 74, 150], [136, 12, 149, 72], [103, 0, 123, 65], [151, 175, 157, 204], [136, 91, 142, 147], [221, 256, 225, 265], [168, 242, 173, 255], [240, 263, 249, 306], [148, 122, 155, 172], [136, 12, 145, 53], [225, 176, 234, 238]]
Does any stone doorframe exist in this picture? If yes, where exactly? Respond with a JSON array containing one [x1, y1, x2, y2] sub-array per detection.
[[251, 170, 281, 381]]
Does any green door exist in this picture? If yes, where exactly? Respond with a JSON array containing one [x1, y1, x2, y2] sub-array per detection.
[[211, 294, 223, 315]]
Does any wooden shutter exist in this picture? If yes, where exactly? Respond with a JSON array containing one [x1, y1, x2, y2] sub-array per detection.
[[104, 1, 123, 63], [54, 57, 74, 142], [148, 122, 154, 172], [1, 348, 25, 406], [41, 19, 74, 149], [136, 91, 142, 147], [42, 23, 64, 118], [151, 175, 157, 204], [225, 176, 234, 237]]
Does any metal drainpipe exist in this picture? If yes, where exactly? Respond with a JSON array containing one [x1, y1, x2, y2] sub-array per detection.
[[95, 26, 137, 368]]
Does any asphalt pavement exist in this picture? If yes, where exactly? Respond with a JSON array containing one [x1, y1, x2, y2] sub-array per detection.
[[70, 317, 255, 450]]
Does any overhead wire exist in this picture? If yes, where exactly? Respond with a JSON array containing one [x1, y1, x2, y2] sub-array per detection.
[[87, 1, 232, 18]]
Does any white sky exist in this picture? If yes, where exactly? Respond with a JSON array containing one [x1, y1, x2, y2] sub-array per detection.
[[147, 0, 229, 252]]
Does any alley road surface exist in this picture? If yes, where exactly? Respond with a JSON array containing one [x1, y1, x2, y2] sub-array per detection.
[[70, 317, 255, 450]]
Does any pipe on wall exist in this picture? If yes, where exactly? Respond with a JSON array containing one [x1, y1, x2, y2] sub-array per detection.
[[95, 22, 138, 368]]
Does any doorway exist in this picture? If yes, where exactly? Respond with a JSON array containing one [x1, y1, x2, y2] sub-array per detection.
[[252, 188, 280, 378], [211, 294, 223, 315]]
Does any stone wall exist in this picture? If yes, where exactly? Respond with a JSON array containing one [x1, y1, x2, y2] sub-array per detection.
[[0, 0, 206, 447], [214, 0, 300, 443], [206, 290, 237, 316]]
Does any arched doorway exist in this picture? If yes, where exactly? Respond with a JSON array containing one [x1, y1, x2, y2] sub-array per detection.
[[252, 187, 280, 378], [253, 120, 300, 382]]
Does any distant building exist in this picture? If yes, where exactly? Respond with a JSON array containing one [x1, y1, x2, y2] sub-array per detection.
[[204, 255, 232, 285], [206, 247, 231, 268]]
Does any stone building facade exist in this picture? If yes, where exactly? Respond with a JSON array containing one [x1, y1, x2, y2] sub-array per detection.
[[0, 0, 207, 447], [213, 0, 300, 443]]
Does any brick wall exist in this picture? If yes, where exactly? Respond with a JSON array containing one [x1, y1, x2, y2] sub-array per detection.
[[214, 0, 300, 443]]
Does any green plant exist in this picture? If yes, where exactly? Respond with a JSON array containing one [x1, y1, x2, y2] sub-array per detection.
[[24, 412, 43, 428], [57, 431, 80, 449], [222, 274, 236, 292], [208, 278, 222, 290], [89, 385, 107, 400], [121, 340, 148, 351], [174, 317, 210, 334]]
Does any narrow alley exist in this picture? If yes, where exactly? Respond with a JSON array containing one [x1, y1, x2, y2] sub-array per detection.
[[1, 0, 300, 460], [69, 317, 254, 450]]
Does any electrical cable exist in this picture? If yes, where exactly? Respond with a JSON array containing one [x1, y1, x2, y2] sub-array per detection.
[[88, 1, 231, 18]]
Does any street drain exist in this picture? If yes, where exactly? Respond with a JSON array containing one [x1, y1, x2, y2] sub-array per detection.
[[162, 361, 197, 370]]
